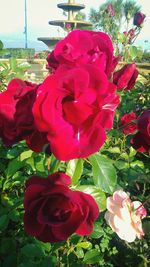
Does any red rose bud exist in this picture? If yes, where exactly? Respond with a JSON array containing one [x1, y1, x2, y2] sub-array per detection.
[[128, 29, 135, 38], [0, 78, 48, 152], [106, 4, 115, 17], [123, 31, 128, 36], [128, 29, 135, 43], [131, 108, 150, 153], [113, 63, 138, 90], [24, 172, 99, 243], [133, 12, 146, 27], [120, 112, 137, 135]]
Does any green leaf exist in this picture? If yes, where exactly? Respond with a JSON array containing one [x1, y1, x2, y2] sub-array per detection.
[[20, 150, 33, 161], [35, 240, 51, 253], [0, 238, 16, 254], [9, 209, 20, 222], [6, 157, 24, 178], [49, 154, 61, 173], [0, 214, 9, 230], [6, 147, 20, 159], [129, 147, 137, 158], [108, 147, 121, 154], [75, 247, 84, 259], [21, 244, 45, 258], [2, 253, 17, 267], [0, 40, 4, 50], [114, 160, 127, 170], [66, 159, 83, 185], [77, 241, 92, 249], [129, 46, 138, 60], [90, 222, 104, 239], [120, 152, 129, 161], [83, 249, 101, 264], [117, 33, 126, 43], [26, 157, 35, 171], [34, 155, 46, 173], [143, 220, 150, 237], [130, 160, 144, 168], [76, 185, 106, 211], [89, 154, 117, 194], [9, 58, 17, 70]]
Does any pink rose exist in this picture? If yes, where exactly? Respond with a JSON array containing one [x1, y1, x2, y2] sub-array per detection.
[[24, 172, 99, 243], [0, 78, 48, 152], [105, 190, 147, 242], [46, 29, 117, 76], [119, 112, 137, 135], [131, 108, 150, 153], [33, 64, 120, 160], [113, 63, 138, 90]]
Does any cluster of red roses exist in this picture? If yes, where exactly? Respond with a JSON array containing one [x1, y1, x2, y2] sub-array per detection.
[[0, 30, 140, 159], [0, 30, 142, 243], [0, 30, 123, 161], [120, 109, 150, 153]]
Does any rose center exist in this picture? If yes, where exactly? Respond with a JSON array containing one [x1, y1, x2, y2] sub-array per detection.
[[49, 208, 71, 223], [62, 95, 93, 126]]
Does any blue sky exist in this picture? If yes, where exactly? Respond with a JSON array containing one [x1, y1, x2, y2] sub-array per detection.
[[0, 0, 149, 50]]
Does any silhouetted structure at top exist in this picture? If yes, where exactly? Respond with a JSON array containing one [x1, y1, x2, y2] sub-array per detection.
[[38, 0, 92, 50]]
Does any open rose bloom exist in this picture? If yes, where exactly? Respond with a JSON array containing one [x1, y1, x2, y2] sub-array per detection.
[[24, 172, 99, 242], [105, 190, 147, 242], [33, 30, 120, 160]]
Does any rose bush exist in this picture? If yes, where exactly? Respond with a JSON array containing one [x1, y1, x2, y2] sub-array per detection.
[[33, 64, 120, 160], [105, 190, 147, 243], [0, 78, 48, 152], [0, 26, 149, 267], [24, 172, 99, 243]]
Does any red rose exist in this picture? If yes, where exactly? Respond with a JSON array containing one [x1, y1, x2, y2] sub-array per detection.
[[0, 78, 48, 152], [113, 63, 138, 90], [46, 29, 117, 76], [128, 29, 135, 43], [133, 12, 146, 27], [120, 112, 137, 135], [33, 65, 120, 160], [131, 109, 150, 152], [24, 172, 99, 243]]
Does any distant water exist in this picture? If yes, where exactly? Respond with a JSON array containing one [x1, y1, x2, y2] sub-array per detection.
[[1, 36, 150, 52], [0, 38, 48, 52]]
